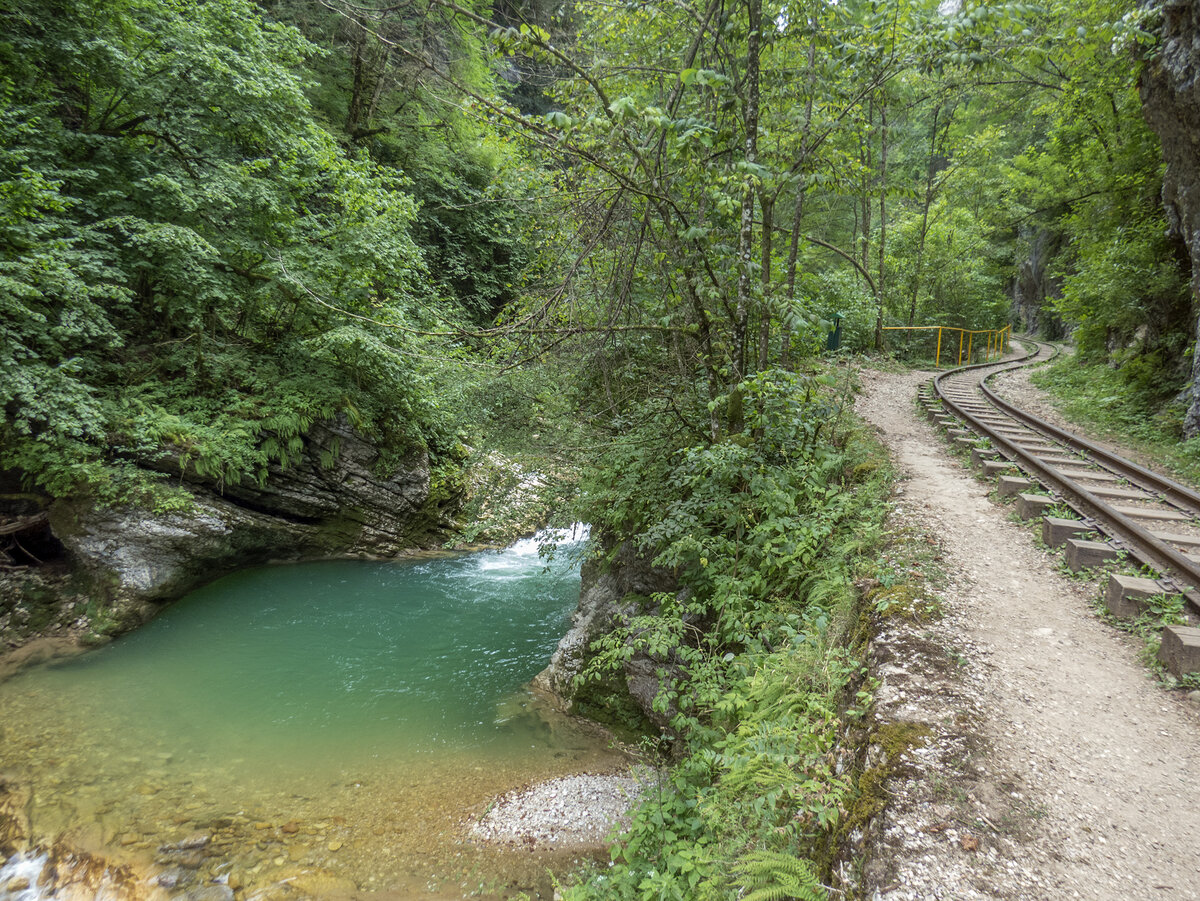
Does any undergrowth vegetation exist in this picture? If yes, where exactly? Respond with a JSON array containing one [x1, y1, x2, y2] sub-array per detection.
[[0, 0, 536, 510], [560, 368, 895, 901]]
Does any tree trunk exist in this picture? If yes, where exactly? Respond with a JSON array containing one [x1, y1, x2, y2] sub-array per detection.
[[909, 105, 942, 325], [346, 25, 377, 136], [730, 0, 761, 435], [781, 188, 806, 369], [757, 195, 774, 374], [874, 99, 889, 351], [780, 35, 818, 370]]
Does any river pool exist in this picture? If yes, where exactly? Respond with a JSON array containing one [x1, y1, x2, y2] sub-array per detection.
[[0, 527, 628, 900]]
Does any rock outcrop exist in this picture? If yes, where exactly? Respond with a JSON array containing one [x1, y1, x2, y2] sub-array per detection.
[[533, 539, 686, 730], [1139, 0, 1200, 435], [146, 418, 438, 551], [1011, 228, 1066, 338], [15, 417, 459, 644]]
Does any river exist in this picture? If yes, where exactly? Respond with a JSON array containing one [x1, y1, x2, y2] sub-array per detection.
[[0, 526, 628, 900]]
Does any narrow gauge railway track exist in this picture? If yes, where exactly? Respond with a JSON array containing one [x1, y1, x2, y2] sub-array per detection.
[[918, 340, 1200, 667]]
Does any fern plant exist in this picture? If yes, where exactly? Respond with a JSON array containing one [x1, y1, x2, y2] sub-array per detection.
[[734, 851, 826, 901]]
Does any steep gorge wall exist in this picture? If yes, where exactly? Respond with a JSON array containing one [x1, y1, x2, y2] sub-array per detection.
[[1140, 0, 1200, 435]]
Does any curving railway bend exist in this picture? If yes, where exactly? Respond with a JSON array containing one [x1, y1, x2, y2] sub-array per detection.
[[922, 340, 1200, 676], [855, 359, 1200, 901]]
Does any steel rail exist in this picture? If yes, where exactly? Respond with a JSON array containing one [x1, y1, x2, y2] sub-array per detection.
[[932, 340, 1200, 604], [979, 373, 1200, 514]]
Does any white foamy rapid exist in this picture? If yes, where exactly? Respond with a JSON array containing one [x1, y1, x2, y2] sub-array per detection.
[[475, 523, 591, 574], [0, 853, 50, 901]]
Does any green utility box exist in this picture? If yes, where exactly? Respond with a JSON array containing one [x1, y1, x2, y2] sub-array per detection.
[[826, 312, 843, 351]]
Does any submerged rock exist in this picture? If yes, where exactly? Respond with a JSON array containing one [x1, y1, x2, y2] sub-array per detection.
[[180, 886, 234, 901], [0, 777, 31, 856]]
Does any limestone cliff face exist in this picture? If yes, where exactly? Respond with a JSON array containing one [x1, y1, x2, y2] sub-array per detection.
[[1140, 0, 1200, 434], [40, 417, 456, 637], [1012, 228, 1066, 339], [532, 539, 687, 730]]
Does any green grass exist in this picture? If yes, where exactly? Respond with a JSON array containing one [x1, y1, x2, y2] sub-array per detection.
[[1031, 356, 1200, 487]]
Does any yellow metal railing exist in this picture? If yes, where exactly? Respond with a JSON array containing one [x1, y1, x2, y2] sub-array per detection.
[[881, 324, 1011, 369]]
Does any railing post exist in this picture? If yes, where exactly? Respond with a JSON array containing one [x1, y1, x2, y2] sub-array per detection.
[[935, 327, 942, 369]]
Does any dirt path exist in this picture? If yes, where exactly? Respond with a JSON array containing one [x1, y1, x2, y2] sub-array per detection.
[[854, 366, 1200, 900]]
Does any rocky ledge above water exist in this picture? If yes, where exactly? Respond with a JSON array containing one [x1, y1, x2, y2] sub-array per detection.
[[532, 538, 695, 735], [1, 416, 461, 656]]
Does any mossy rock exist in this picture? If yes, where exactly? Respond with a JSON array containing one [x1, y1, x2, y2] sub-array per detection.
[[867, 582, 932, 621], [827, 720, 931, 864], [568, 669, 658, 745]]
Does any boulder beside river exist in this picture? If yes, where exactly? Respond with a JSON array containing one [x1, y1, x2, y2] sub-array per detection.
[[532, 538, 692, 732]]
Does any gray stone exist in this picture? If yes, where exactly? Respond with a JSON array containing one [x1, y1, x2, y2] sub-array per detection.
[[1158, 625, 1200, 678], [156, 868, 189, 889], [165, 832, 211, 851], [182, 887, 235, 901], [1064, 539, 1120, 572]]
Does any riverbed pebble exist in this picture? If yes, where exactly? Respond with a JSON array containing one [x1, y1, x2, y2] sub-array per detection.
[[469, 770, 651, 849]]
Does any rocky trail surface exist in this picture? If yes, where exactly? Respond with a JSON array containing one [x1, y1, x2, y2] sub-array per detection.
[[855, 365, 1200, 900]]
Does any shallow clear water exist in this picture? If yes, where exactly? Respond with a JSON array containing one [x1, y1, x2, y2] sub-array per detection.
[[0, 528, 626, 899]]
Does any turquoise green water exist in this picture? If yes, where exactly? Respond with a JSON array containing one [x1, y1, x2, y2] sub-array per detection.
[[33, 536, 583, 768], [0, 529, 627, 898]]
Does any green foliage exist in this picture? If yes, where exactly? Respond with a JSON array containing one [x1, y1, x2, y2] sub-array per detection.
[[1032, 355, 1200, 485], [735, 851, 825, 901], [562, 371, 894, 900], [0, 0, 501, 505], [996, 0, 1190, 373]]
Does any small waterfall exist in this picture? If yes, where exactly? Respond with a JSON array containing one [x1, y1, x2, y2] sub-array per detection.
[[0, 853, 50, 901]]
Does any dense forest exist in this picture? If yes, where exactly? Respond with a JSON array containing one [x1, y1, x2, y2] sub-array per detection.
[[2, 0, 1194, 506], [3, 0, 1199, 897]]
